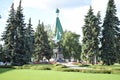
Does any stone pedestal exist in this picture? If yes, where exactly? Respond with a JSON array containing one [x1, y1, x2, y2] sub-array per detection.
[[53, 47, 64, 62]]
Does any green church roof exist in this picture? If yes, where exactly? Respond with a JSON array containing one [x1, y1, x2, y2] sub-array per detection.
[[55, 9, 63, 41]]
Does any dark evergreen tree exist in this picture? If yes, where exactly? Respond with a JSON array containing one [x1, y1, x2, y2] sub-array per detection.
[[101, 0, 120, 65], [116, 33, 120, 63], [82, 6, 101, 64], [12, 0, 27, 65], [0, 44, 3, 62], [25, 18, 34, 62], [1, 3, 16, 62], [34, 20, 51, 62], [91, 11, 101, 64]]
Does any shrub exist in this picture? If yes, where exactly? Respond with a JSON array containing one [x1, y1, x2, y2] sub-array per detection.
[[22, 65, 31, 69], [53, 63, 62, 66], [79, 64, 90, 67], [13, 66, 23, 69], [31, 66, 51, 70], [62, 68, 79, 72], [59, 68, 112, 74], [111, 70, 120, 74], [0, 65, 13, 68], [80, 69, 111, 74], [52, 65, 68, 71]]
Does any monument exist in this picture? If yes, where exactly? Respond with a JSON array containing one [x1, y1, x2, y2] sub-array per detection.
[[53, 8, 64, 62]]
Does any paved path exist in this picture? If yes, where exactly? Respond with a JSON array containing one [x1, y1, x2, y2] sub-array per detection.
[[60, 62, 91, 69]]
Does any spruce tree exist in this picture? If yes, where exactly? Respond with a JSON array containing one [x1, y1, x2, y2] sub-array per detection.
[[25, 18, 34, 62], [0, 44, 3, 62], [82, 6, 101, 64], [101, 0, 120, 65], [116, 33, 120, 63], [12, 0, 27, 65], [1, 3, 16, 62], [34, 21, 51, 62], [92, 11, 101, 64]]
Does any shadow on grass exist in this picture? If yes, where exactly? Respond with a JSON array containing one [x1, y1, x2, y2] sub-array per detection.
[[0, 67, 14, 74]]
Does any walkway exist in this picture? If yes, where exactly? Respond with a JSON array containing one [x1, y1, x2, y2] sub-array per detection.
[[60, 62, 91, 69]]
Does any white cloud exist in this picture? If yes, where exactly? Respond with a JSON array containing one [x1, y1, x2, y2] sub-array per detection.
[[13, 0, 48, 9], [13, 0, 90, 39], [13, 0, 91, 9], [59, 6, 89, 41]]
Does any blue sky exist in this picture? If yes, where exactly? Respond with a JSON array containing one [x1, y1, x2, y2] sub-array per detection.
[[0, 0, 120, 43]]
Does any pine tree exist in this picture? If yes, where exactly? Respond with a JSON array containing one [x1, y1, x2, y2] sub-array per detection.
[[91, 11, 101, 64], [82, 6, 101, 64], [12, 0, 27, 65], [25, 18, 34, 62], [116, 33, 120, 63], [101, 0, 120, 65], [0, 44, 3, 62], [1, 3, 16, 62], [34, 21, 51, 62]]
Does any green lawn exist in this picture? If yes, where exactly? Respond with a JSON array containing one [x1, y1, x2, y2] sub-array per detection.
[[0, 68, 120, 80]]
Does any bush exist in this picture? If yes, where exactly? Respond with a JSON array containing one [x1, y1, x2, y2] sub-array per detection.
[[31, 66, 51, 70], [22, 65, 31, 69], [13, 65, 32, 69], [81, 69, 111, 74], [52, 65, 68, 71], [0, 65, 13, 68], [79, 64, 90, 67], [13, 66, 23, 69], [53, 63, 63, 66], [62, 68, 79, 72], [111, 70, 120, 74], [58, 68, 112, 74], [112, 67, 120, 71]]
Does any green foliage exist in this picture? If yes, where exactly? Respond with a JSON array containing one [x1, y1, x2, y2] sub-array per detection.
[[25, 18, 34, 62], [101, 0, 120, 65], [53, 63, 63, 66], [1, 64, 120, 74], [1, 3, 16, 62], [79, 64, 90, 67], [1, 0, 120, 67], [31, 66, 51, 70], [116, 33, 120, 63], [0, 65, 13, 68], [13, 64, 53, 70], [82, 6, 101, 64], [34, 21, 52, 62], [1, 0, 33, 66], [12, 0, 27, 65], [61, 68, 111, 74], [89, 65, 120, 74], [52, 65, 68, 71], [0, 44, 4, 61], [61, 31, 81, 61]]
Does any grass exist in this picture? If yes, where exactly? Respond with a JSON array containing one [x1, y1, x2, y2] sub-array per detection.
[[0, 68, 120, 80]]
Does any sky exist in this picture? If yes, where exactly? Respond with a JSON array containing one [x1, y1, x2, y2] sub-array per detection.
[[0, 0, 120, 43]]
